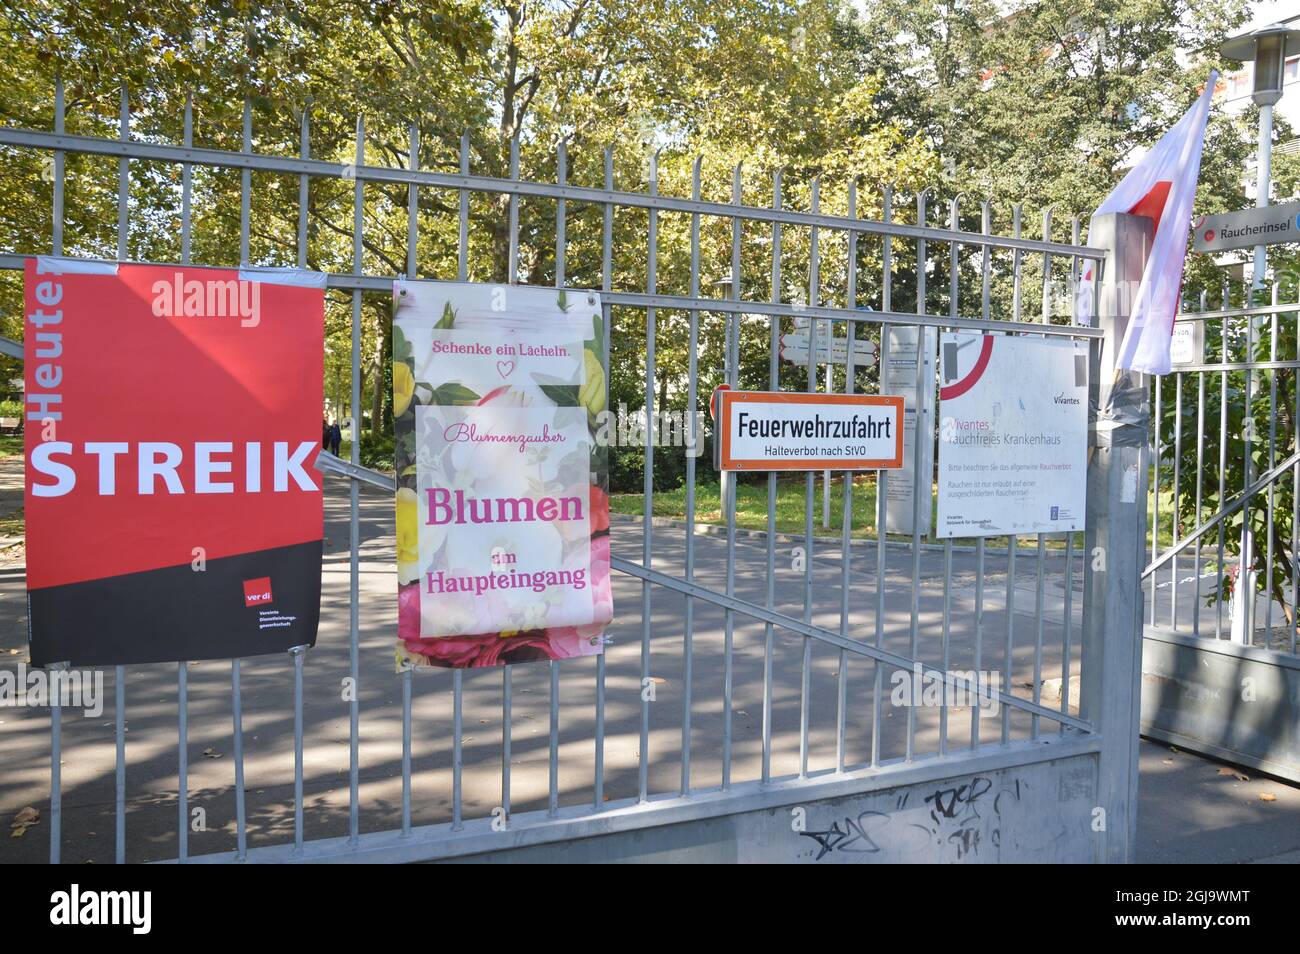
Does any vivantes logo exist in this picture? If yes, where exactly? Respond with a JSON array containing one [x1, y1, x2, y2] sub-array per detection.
[[243, 576, 273, 607]]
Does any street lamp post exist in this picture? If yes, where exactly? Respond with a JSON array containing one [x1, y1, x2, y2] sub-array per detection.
[[1222, 22, 1300, 288]]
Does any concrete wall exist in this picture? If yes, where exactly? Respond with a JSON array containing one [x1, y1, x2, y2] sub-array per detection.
[[442, 754, 1101, 864], [1142, 628, 1300, 783]]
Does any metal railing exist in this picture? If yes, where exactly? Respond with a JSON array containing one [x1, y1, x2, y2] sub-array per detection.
[[1144, 286, 1300, 656], [0, 82, 1122, 864]]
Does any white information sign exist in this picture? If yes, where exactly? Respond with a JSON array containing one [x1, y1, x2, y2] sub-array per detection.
[[881, 326, 937, 535], [935, 333, 1088, 538], [780, 316, 878, 367]]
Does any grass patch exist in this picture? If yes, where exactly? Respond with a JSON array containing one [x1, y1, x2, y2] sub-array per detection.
[[0, 434, 22, 459], [612, 475, 1110, 550]]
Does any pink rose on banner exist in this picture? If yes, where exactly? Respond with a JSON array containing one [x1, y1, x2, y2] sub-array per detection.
[[398, 582, 421, 639]]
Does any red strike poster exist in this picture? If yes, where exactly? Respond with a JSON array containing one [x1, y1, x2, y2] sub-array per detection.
[[23, 260, 324, 666]]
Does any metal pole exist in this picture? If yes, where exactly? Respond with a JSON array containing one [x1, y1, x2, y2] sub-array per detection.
[[1252, 101, 1274, 288], [1080, 211, 1153, 863]]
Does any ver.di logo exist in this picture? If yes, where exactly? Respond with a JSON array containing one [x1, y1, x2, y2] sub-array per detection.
[[243, 576, 273, 607]]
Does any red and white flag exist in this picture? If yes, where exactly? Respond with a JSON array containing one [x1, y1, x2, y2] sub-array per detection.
[[1085, 72, 1217, 375]]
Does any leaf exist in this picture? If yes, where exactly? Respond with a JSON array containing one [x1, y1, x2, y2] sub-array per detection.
[[432, 383, 480, 405], [203, 747, 223, 759], [1259, 792, 1277, 802], [539, 383, 579, 407], [393, 324, 413, 363], [1216, 767, 1248, 782], [435, 301, 456, 329], [11, 807, 39, 830]]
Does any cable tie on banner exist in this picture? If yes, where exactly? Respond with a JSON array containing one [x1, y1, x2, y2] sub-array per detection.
[[35, 255, 119, 276], [237, 265, 327, 288]]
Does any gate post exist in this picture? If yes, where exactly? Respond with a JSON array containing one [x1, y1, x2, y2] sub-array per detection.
[[1080, 211, 1152, 863]]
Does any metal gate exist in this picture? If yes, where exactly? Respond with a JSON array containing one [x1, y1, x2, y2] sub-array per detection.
[[1142, 283, 1300, 781], [0, 83, 1149, 863]]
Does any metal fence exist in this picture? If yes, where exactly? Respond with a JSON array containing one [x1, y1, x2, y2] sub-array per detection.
[[1139, 284, 1300, 784], [1144, 287, 1300, 655], [0, 82, 1144, 863]]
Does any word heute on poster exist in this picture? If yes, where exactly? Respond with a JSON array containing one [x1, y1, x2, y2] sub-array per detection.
[[393, 281, 612, 669], [935, 333, 1088, 539], [24, 259, 325, 666]]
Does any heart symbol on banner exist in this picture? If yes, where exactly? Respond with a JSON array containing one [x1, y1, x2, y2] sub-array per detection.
[[496, 360, 516, 379]]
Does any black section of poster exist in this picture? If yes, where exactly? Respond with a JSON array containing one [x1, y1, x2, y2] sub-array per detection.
[[27, 540, 322, 666]]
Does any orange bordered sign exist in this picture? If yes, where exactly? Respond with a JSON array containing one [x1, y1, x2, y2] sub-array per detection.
[[715, 390, 904, 472]]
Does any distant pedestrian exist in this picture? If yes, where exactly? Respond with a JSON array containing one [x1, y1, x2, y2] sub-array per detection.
[[322, 418, 330, 451], [329, 421, 342, 457]]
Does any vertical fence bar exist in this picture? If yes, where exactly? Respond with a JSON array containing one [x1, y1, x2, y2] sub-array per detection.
[[681, 156, 702, 795], [761, 171, 782, 783], [905, 193, 935, 762], [638, 150, 658, 803], [400, 656, 411, 837], [1266, 291, 1279, 638], [1293, 290, 1300, 655], [347, 115, 363, 845], [799, 177, 820, 779], [175, 91, 195, 866], [872, 185, 900, 769], [298, 107, 310, 268], [292, 645, 306, 851], [1152, 375, 1161, 623], [1217, 286, 1229, 638], [724, 162, 742, 788], [52, 78, 65, 255], [502, 667, 511, 820], [837, 181, 858, 773], [182, 94, 194, 264], [49, 661, 65, 864], [1194, 296, 1206, 637], [112, 85, 133, 865], [547, 139, 566, 816], [1032, 535, 1046, 738], [1171, 371, 1183, 628], [458, 132, 470, 281], [508, 138, 519, 283], [239, 99, 251, 264], [549, 661, 559, 815], [400, 121, 418, 838], [1001, 537, 1016, 745], [452, 670, 463, 829], [595, 146, 612, 809], [177, 661, 188, 861]]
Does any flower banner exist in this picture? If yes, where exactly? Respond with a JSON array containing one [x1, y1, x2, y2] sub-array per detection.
[[393, 281, 612, 669], [24, 259, 325, 666]]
